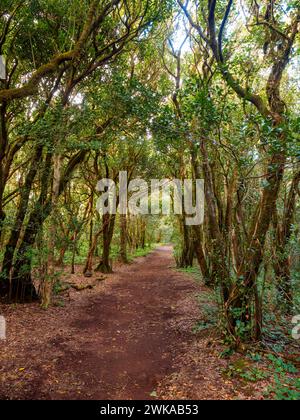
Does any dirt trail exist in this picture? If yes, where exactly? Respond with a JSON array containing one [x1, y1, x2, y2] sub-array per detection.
[[0, 246, 202, 400]]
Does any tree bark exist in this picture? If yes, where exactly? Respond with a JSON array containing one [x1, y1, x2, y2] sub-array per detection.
[[41, 153, 62, 308], [119, 214, 128, 263], [0, 146, 43, 297], [273, 170, 300, 311], [95, 214, 116, 274]]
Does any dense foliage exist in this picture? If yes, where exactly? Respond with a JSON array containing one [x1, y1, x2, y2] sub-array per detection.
[[0, 0, 299, 354]]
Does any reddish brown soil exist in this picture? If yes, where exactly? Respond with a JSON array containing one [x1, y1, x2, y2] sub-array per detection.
[[0, 246, 266, 400]]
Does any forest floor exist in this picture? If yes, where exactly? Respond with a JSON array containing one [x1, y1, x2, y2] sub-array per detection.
[[0, 246, 290, 400]]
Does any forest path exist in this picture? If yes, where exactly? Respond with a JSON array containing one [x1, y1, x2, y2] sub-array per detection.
[[0, 246, 202, 400]]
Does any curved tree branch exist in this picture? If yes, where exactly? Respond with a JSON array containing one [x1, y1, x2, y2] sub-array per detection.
[[0, 0, 122, 103]]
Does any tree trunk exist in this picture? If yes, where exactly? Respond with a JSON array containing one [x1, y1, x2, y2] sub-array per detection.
[[193, 225, 211, 286], [228, 151, 286, 342], [9, 198, 52, 303], [0, 102, 8, 242], [41, 153, 62, 308], [71, 235, 77, 275], [0, 206, 5, 243], [83, 223, 106, 276], [119, 214, 128, 263], [8, 151, 52, 303], [273, 170, 300, 312], [176, 222, 194, 268], [200, 139, 230, 299], [0, 146, 43, 298], [95, 214, 115, 273]]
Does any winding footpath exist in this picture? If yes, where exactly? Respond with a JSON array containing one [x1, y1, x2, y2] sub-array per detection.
[[0, 246, 200, 400]]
